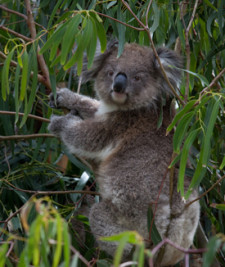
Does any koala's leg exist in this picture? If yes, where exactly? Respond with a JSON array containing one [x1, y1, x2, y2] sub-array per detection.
[[89, 201, 133, 259], [49, 88, 100, 119], [158, 200, 200, 266]]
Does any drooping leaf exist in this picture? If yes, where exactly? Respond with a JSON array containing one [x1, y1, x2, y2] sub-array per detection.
[[1, 49, 15, 101]]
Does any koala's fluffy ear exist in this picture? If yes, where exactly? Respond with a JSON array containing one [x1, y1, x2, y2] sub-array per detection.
[[154, 48, 183, 95], [80, 40, 118, 83]]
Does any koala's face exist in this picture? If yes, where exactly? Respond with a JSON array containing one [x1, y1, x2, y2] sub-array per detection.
[[81, 42, 182, 110], [95, 44, 159, 109]]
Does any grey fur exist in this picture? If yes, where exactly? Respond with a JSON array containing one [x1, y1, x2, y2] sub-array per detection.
[[48, 43, 200, 266]]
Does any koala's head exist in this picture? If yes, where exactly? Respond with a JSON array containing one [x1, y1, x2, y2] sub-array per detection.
[[81, 42, 182, 110]]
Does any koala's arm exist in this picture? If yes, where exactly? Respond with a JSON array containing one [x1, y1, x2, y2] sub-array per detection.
[[49, 88, 100, 119], [48, 113, 113, 160]]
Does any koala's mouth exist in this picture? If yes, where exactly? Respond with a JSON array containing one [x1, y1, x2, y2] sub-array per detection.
[[111, 90, 127, 104]]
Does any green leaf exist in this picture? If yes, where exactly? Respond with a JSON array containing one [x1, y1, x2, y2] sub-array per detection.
[[219, 156, 225, 170], [167, 100, 196, 134], [53, 213, 63, 267], [210, 203, 225, 211], [87, 17, 97, 69], [0, 243, 8, 267], [113, 235, 129, 267], [14, 64, 21, 124], [203, 0, 217, 11], [173, 112, 195, 153], [47, 0, 64, 28], [178, 128, 200, 196], [20, 50, 38, 128], [60, 14, 81, 65], [150, 2, 160, 34], [202, 97, 220, 166], [101, 231, 143, 245], [185, 98, 220, 199], [147, 207, 162, 245], [1, 49, 15, 101], [39, 23, 69, 55], [70, 254, 79, 267], [203, 236, 222, 267], [20, 50, 29, 101], [63, 221, 70, 267], [137, 244, 145, 267]]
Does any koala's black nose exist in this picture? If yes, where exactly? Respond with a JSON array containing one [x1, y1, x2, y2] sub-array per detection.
[[113, 73, 127, 93]]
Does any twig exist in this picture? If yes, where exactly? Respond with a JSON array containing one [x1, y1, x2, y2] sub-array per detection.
[[0, 194, 38, 237], [0, 134, 54, 141], [2, 179, 100, 196], [145, 0, 153, 27], [0, 241, 15, 257], [200, 67, 225, 95], [0, 111, 50, 123], [96, 12, 145, 32], [149, 238, 207, 267], [69, 245, 91, 266], [184, 0, 199, 101], [0, 4, 45, 30], [0, 25, 32, 42], [24, 0, 51, 92], [185, 174, 225, 208], [120, 0, 185, 106]]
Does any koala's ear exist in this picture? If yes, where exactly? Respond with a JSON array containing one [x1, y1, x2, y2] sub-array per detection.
[[154, 47, 183, 94], [80, 40, 118, 83]]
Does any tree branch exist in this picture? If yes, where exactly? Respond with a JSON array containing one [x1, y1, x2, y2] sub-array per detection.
[[200, 67, 225, 95], [2, 179, 100, 196], [0, 4, 45, 30], [24, 0, 51, 92], [0, 25, 32, 42], [185, 174, 225, 209], [0, 110, 50, 123], [96, 12, 145, 31], [0, 134, 54, 141]]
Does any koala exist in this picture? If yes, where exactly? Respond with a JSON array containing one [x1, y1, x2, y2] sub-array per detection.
[[48, 42, 200, 266]]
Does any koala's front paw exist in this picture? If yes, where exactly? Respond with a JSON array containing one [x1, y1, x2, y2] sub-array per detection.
[[48, 115, 65, 137], [49, 88, 75, 109]]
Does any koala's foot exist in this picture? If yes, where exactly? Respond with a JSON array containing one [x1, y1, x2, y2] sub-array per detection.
[[89, 201, 133, 259], [49, 88, 78, 110]]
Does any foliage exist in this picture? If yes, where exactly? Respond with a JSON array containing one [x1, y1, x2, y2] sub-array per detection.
[[0, 0, 225, 266]]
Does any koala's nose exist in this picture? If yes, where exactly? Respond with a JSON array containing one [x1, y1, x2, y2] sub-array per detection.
[[113, 73, 127, 93]]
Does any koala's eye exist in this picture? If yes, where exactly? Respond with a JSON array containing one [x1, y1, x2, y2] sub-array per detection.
[[107, 70, 114, 77], [134, 75, 140, 81]]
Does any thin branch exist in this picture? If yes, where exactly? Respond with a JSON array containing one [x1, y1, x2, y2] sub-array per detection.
[[0, 4, 46, 30], [0, 194, 38, 237], [24, 0, 51, 92], [145, 0, 153, 27], [0, 241, 15, 257], [184, 0, 199, 101], [0, 4, 27, 20], [185, 174, 225, 209], [0, 111, 50, 123], [200, 67, 225, 95], [0, 25, 32, 42], [2, 179, 100, 196], [121, 0, 185, 106], [149, 238, 207, 267], [96, 12, 145, 31], [0, 134, 54, 141]]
